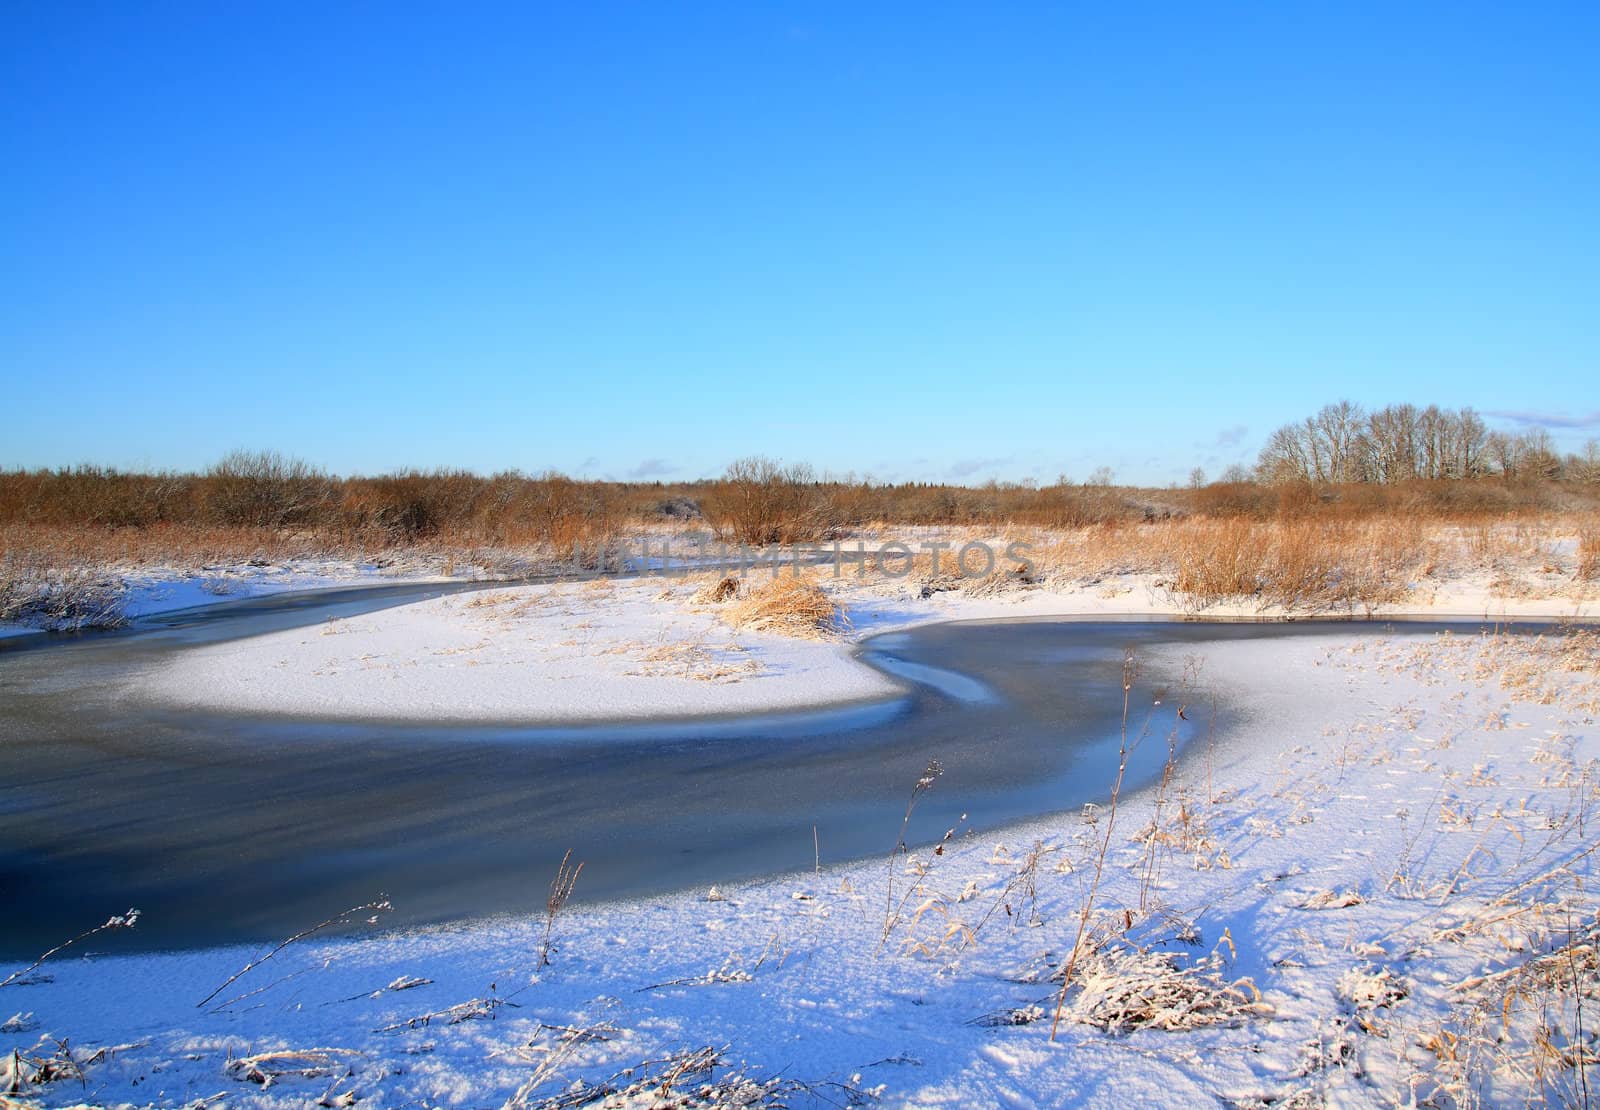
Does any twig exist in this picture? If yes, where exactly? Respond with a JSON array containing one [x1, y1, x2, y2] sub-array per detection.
[[541, 850, 584, 967], [880, 758, 943, 951], [1051, 649, 1138, 1041], [197, 899, 390, 1008], [0, 909, 140, 990]]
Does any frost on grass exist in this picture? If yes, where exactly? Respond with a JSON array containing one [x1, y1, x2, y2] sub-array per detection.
[[1057, 937, 1271, 1034], [0, 553, 126, 631], [516, 1046, 793, 1110]]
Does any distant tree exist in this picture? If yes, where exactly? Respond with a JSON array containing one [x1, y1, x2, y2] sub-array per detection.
[[1310, 400, 1366, 483], [1573, 440, 1600, 483], [1262, 401, 1497, 485], [1257, 424, 1313, 483], [1520, 429, 1563, 480], [1365, 403, 1419, 483]]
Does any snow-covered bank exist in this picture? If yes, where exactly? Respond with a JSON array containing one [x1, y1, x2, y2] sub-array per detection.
[[116, 561, 455, 620], [134, 578, 902, 721], [138, 562, 1595, 723], [6, 627, 1597, 1106], [0, 558, 461, 641]]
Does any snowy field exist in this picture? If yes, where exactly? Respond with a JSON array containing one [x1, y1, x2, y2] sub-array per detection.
[[3, 623, 1598, 1107]]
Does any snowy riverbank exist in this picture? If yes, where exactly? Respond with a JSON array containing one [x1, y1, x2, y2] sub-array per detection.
[[4, 625, 1597, 1106], [134, 561, 1595, 723]]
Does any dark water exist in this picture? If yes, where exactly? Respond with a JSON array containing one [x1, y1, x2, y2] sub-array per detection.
[[0, 587, 1543, 957]]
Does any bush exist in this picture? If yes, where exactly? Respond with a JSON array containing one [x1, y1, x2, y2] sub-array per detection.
[[205, 451, 333, 529], [704, 457, 836, 546]]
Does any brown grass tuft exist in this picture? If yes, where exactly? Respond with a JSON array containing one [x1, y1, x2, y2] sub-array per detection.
[[693, 575, 742, 604], [1168, 519, 1266, 607], [1579, 520, 1600, 580], [725, 577, 843, 638]]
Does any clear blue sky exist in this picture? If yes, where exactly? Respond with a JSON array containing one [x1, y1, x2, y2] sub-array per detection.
[[3, 2, 1596, 486]]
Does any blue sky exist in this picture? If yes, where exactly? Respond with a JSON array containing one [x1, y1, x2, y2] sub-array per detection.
[[3, 2, 1596, 486]]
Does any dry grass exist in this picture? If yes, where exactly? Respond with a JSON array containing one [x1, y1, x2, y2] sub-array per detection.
[[1167, 518, 1267, 606], [691, 574, 741, 604], [1580, 520, 1600, 581], [625, 638, 762, 682], [0, 550, 128, 630], [1030, 522, 1166, 581], [5, 470, 1596, 634], [1056, 936, 1270, 1033], [725, 577, 844, 638], [1157, 516, 1429, 613]]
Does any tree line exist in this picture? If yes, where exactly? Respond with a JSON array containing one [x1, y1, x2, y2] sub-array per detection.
[[1256, 401, 1598, 484]]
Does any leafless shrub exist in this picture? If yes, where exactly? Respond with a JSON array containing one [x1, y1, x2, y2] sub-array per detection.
[[703, 457, 836, 546], [206, 450, 334, 529]]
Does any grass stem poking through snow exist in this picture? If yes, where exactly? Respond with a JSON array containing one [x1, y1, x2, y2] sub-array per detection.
[[0, 909, 139, 990], [540, 849, 584, 967], [1051, 650, 1139, 1042], [197, 899, 390, 1009], [879, 758, 943, 954]]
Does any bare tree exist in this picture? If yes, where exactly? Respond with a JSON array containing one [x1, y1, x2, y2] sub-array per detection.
[[1519, 429, 1563, 480], [1257, 424, 1312, 483], [1365, 405, 1412, 483], [1456, 409, 1486, 477], [1572, 440, 1600, 483], [1319, 401, 1366, 482], [1487, 431, 1521, 478]]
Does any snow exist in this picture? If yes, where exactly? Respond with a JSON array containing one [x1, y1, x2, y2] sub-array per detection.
[[137, 560, 1594, 723], [5, 625, 1598, 1106], [0, 559, 456, 641], [134, 578, 902, 721], [115, 561, 448, 620]]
